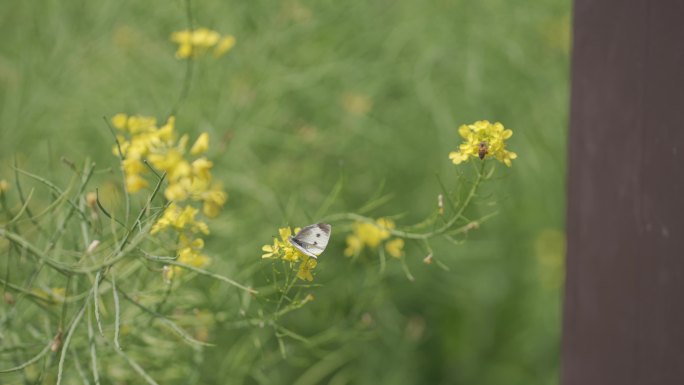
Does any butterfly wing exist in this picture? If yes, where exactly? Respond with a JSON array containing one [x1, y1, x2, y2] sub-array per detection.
[[289, 223, 332, 258]]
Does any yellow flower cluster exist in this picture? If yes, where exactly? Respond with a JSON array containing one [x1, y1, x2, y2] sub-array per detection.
[[448, 120, 517, 167], [262, 227, 318, 281], [164, 235, 211, 281], [111, 113, 227, 218], [170, 28, 236, 59], [111, 113, 227, 278], [344, 218, 405, 258], [151, 203, 209, 235]]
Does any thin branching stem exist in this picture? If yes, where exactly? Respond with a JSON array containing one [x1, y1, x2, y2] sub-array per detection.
[[169, 0, 195, 117], [323, 161, 489, 240], [0, 340, 52, 373], [57, 297, 89, 385], [145, 255, 256, 294]]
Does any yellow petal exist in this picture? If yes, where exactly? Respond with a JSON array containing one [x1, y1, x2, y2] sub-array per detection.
[[214, 36, 236, 57], [170, 30, 192, 44], [176, 43, 193, 59], [385, 238, 405, 258], [190, 133, 209, 155], [458, 125, 471, 139], [112, 113, 128, 130]]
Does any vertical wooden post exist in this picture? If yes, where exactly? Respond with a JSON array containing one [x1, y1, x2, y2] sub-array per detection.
[[563, 1, 684, 384]]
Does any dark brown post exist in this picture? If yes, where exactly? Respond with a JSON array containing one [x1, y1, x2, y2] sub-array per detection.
[[563, 1, 684, 384]]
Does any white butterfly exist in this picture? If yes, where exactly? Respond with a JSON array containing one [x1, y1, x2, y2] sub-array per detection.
[[288, 223, 332, 259]]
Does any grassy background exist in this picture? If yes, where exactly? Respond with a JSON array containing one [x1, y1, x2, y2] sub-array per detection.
[[0, 0, 570, 384]]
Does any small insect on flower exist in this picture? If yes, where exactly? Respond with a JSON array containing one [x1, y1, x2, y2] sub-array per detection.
[[478, 141, 489, 160], [449, 120, 517, 167], [288, 223, 332, 259]]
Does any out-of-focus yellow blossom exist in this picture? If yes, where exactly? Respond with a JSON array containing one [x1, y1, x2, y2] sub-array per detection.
[[0, 179, 10, 193], [171, 28, 236, 59], [111, 113, 128, 130], [113, 113, 158, 134], [164, 179, 191, 201], [344, 218, 405, 259], [177, 236, 210, 268], [344, 234, 363, 257], [111, 114, 227, 214], [449, 120, 517, 167], [201, 185, 227, 218], [297, 256, 317, 282], [261, 226, 318, 281], [125, 173, 149, 193], [190, 133, 209, 155], [166, 235, 211, 278], [191, 158, 213, 180], [214, 36, 236, 57], [385, 238, 405, 258], [344, 218, 393, 257], [112, 113, 227, 283], [150, 203, 209, 235]]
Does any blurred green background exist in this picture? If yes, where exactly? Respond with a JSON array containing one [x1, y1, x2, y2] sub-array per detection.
[[0, 0, 569, 384]]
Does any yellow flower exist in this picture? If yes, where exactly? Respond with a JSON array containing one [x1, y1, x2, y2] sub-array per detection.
[[171, 28, 235, 59], [151, 203, 209, 235], [125, 174, 148, 193], [170, 30, 192, 44], [112, 113, 128, 130], [385, 238, 405, 258], [261, 239, 280, 259], [177, 236, 210, 268], [345, 218, 408, 260], [260, 226, 305, 263], [344, 234, 363, 257], [122, 158, 146, 175], [112, 113, 226, 287], [190, 133, 210, 155], [448, 120, 517, 167], [148, 148, 190, 181], [214, 36, 236, 57], [164, 178, 191, 201], [126, 115, 157, 134], [191, 28, 220, 47], [261, 226, 320, 281], [350, 218, 394, 249], [169, 235, 211, 278], [191, 158, 213, 180], [297, 256, 317, 282], [175, 43, 193, 59], [0, 179, 10, 193], [201, 185, 227, 218], [157, 116, 176, 142]]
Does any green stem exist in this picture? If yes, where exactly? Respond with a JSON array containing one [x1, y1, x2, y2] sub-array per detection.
[[323, 161, 488, 240]]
